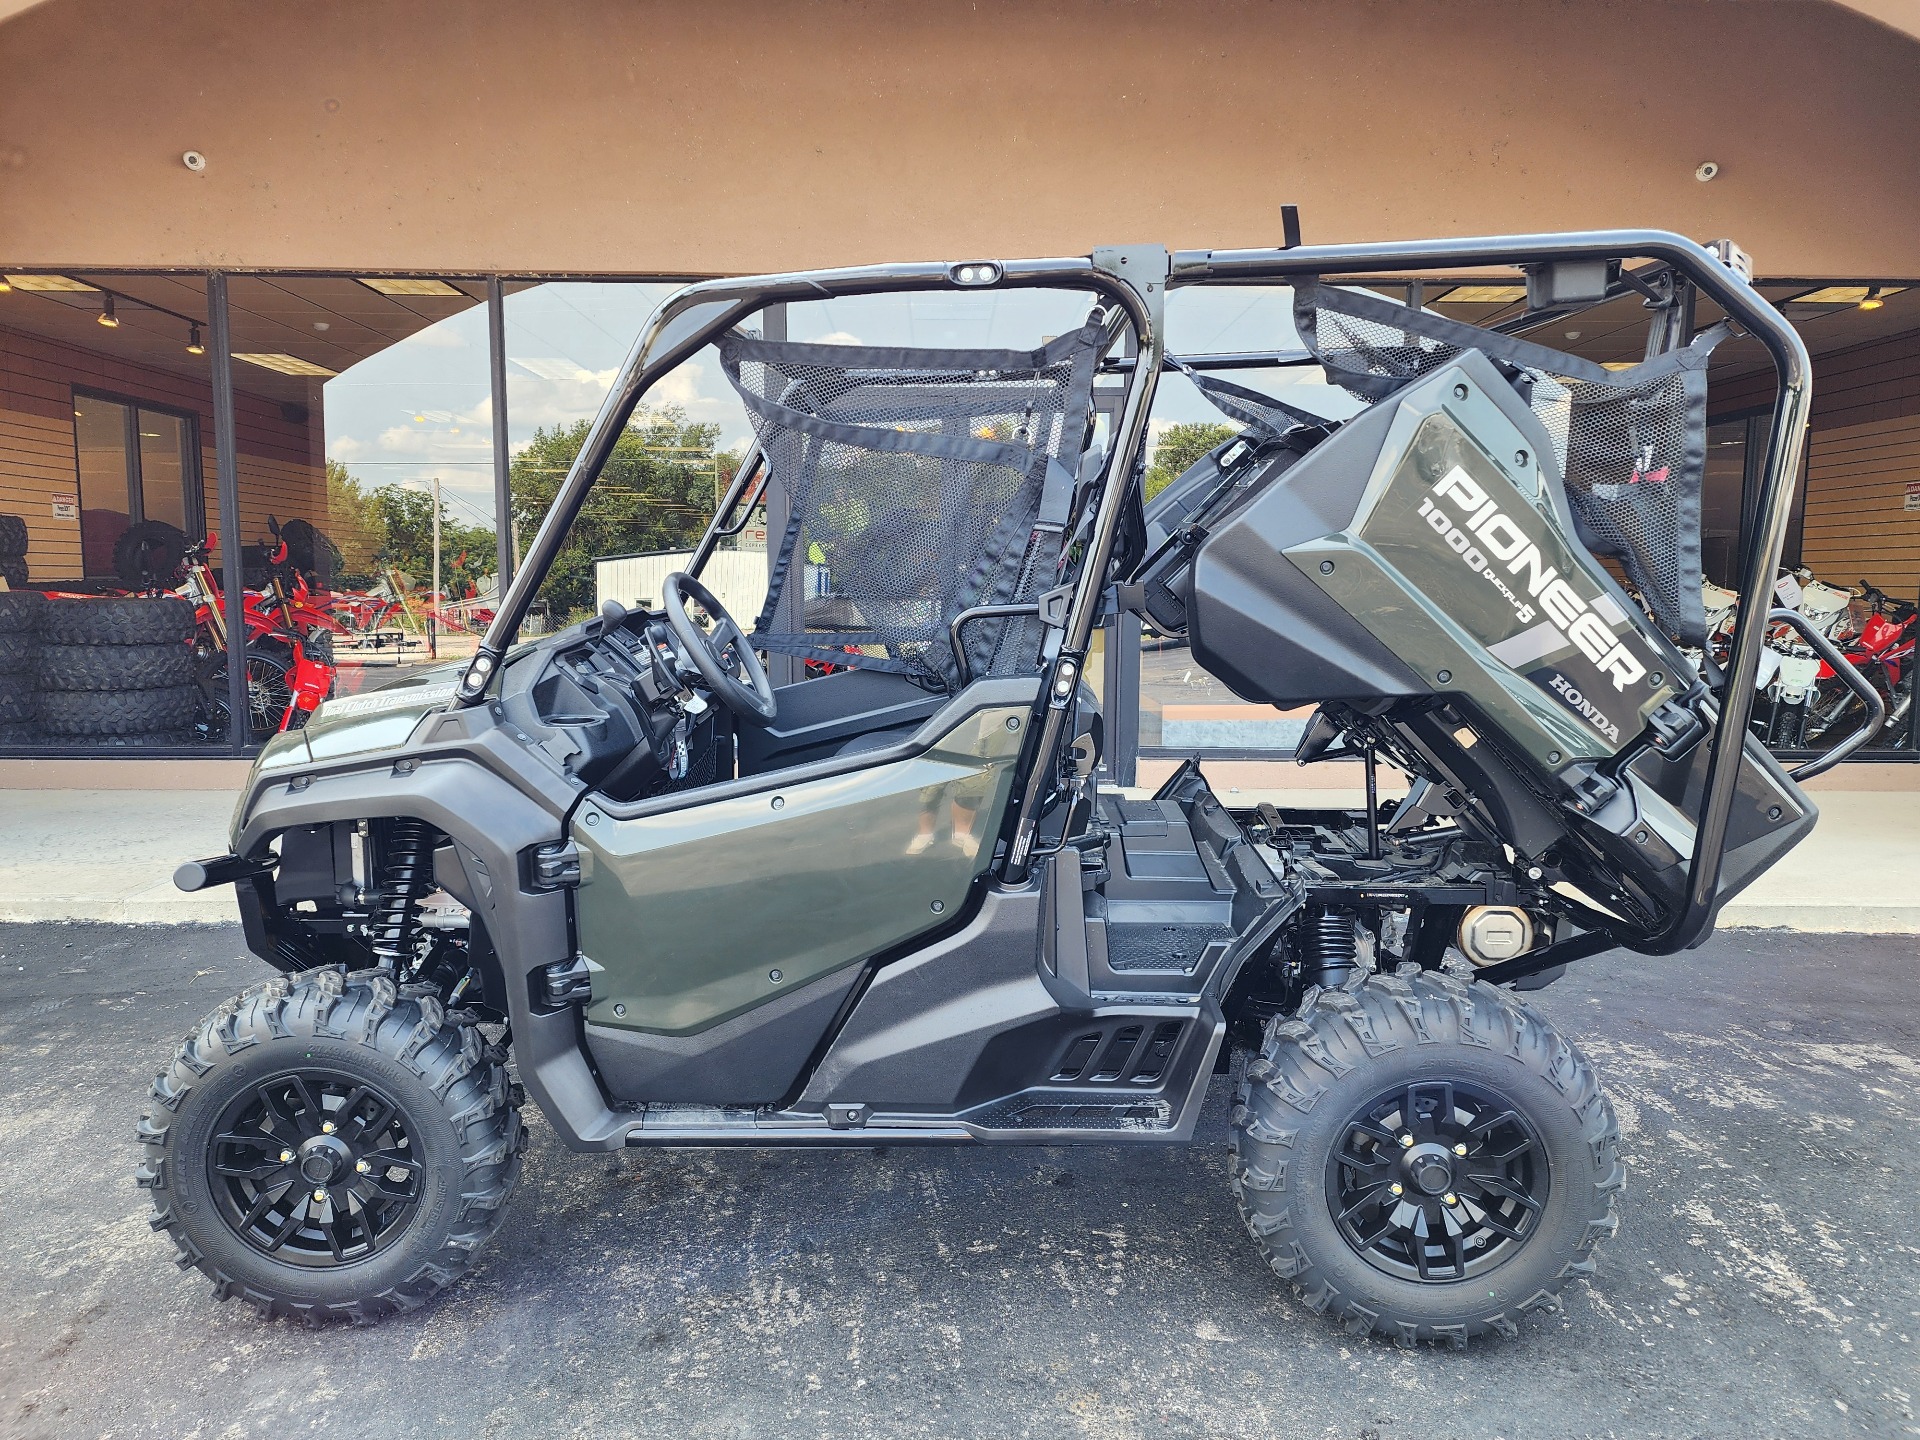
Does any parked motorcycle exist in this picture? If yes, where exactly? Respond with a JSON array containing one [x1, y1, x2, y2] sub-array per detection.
[[179, 534, 335, 740]]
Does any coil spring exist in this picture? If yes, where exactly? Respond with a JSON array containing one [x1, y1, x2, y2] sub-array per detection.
[[368, 818, 436, 969], [1303, 905, 1359, 990]]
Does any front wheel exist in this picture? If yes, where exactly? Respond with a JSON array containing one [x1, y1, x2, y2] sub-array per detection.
[[1229, 965, 1622, 1347], [137, 968, 524, 1323]]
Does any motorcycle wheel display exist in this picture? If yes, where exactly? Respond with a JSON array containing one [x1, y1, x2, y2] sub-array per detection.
[[198, 648, 297, 743]]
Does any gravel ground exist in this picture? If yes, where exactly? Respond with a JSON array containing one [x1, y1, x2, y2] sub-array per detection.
[[0, 923, 1915, 1440]]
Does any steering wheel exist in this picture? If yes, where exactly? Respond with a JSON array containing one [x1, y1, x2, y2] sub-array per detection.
[[660, 572, 777, 726]]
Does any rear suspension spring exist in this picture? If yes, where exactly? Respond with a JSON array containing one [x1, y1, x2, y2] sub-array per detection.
[[368, 818, 437, 969], [1302, 905, 1359, 991]]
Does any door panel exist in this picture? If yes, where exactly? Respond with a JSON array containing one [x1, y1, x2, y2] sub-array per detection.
[[572, 697, 1032, 1037]]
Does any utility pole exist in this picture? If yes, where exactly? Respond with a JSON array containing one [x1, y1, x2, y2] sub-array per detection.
[[429, 475, 441, 660]]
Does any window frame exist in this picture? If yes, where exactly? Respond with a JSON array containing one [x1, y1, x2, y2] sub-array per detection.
[[69, 384, 206, 578]]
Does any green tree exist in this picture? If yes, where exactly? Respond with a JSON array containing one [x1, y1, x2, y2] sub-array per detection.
[[322, 460, 386, 589], [510, 408, 739, 621], [321, 461, 495, 599], [1145, 421, 1238, 501]]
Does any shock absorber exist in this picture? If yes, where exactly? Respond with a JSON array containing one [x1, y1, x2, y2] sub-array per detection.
[[367, 818, 436, 970], [1302, 905, 1359, 990]]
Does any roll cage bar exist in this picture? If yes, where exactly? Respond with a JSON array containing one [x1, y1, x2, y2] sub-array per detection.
[[461, 230, 1811, 958]]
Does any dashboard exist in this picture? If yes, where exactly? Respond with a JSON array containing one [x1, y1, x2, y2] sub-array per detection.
[[496, 604, 728, 801]]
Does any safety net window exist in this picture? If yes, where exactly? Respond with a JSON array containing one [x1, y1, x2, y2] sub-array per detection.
[[1286, 281, 1724, 647], [720, 324, 1104, 689]]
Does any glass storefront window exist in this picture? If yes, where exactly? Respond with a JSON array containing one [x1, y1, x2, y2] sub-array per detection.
[[224, 276, 496, 713], [0, 273, 219, 749]]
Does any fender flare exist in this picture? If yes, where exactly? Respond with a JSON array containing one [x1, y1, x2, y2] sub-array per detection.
[[231, 755, 632, 1151]]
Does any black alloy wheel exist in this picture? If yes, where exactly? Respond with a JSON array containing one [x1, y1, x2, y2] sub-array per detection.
[[1324, 1079, 1549, 1283], [208, 1070, 423, 1267]]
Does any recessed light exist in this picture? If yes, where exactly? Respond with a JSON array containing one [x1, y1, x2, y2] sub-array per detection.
[[1564, 330, 1582, 340], [97, 295, 119, 328], [232, 352, 337, 377], [3, 274, 97, 292], [356, 277, 464, 297], [1437, 285, 1526, 304]]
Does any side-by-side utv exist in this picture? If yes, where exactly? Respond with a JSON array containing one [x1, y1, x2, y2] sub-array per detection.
[[141, 230, 1868, 1345]]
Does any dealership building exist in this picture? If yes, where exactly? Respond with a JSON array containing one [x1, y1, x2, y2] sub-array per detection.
[[2, 0, 1918, 781]]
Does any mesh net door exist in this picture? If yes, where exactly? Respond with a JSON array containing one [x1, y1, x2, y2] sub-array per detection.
[[721, 324, 1103, 689]]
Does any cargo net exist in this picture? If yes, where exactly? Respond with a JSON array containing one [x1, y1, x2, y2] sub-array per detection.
[[720, 323, 1103, 689], [1293, 281, 1724, 646]]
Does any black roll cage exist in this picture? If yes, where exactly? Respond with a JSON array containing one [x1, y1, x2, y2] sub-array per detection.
[[460, 230, 1812, 958]]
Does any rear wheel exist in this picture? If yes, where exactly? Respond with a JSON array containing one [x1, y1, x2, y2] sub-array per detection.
[[137, 968, 524, 1323], [1229, 964, 1622, 1347]]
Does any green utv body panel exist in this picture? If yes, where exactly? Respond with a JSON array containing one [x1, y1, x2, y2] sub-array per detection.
[[571, 701, 1030, 1037], [1292, 362, 1680, 776], [228, 665, 471, 845]]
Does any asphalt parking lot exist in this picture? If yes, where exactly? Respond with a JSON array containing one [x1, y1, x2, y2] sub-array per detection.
[[0, 924, 1915, 1440]]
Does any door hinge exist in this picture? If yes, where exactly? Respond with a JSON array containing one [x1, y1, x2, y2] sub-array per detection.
[[527, 839, 581, 891], [540, 954, 593, 1007]]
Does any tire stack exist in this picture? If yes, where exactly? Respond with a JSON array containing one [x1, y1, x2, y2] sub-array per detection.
[[36, 596, 198, 747], [0, 514, 28, 591], [0, 589, 42, 745]]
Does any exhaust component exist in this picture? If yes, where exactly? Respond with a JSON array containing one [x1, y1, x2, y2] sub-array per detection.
[[1457, 906, 1535, 966]]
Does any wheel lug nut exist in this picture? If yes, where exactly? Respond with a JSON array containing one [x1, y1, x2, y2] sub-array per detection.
[[279, 1149, 293, 1163], [1398, 1133, 1413, 1148], [312, 1188, 328, 1203], [321, 1121, 336, 1134], [1389, 1183, 1403, 1196], [1453, 1143, 1467, 1156], [1444, 1192, 1459, 1205], [355, 1160, 369, 1173]]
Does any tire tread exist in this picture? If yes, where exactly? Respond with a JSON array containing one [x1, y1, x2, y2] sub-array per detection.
[[137, 966, 525, 1323], [1228, 963, 1622, 1348]]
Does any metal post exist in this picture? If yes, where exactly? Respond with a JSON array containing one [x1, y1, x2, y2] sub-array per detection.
[[429, 475, 441, 660], [206, 272, 249, 753], [487, 278, 512, 600], [760, 302, 802, 686]]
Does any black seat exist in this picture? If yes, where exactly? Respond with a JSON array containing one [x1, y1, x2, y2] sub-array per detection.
[[734, 669, 947, 775]]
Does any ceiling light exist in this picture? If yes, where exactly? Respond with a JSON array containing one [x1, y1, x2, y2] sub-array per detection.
[[186, 322, 205, 355], [4, 274, 97, 292], [1437, 285, 1526, 304], [1859, 287, 1886, 311], [1791, 285, 1906, 305], [97, 294, 119, 328], [232, 352, 337, 377], [356, 277, 464, 297], [0, 278, 10, 294]]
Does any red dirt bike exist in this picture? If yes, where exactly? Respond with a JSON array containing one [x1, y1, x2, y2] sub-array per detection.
[[179, 534, 336, 740], [1804, 581, 1915, 749]]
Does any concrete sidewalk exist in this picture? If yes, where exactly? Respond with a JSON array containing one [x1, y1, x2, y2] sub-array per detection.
[[3, 764, 1919, 930]]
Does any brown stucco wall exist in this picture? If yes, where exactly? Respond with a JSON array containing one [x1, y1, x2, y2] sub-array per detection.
[[2, 0, 1919, 277]]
